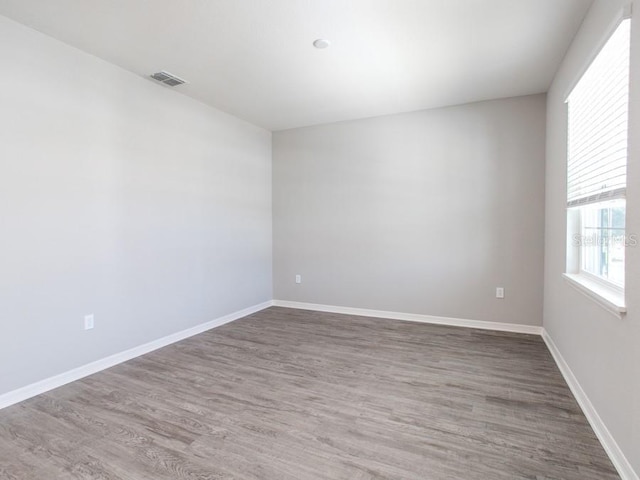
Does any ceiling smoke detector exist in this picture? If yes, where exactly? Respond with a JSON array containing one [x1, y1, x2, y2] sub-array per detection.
[[150, 71, 187, 87], [313, 39, 331, 49]]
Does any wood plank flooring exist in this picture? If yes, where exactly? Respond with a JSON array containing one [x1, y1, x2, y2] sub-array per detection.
[[0, 307, 619, 479]]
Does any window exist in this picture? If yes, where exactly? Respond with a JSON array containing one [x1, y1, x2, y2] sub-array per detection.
[[565, 18, 631, 311], [579, 200, 625, 286]]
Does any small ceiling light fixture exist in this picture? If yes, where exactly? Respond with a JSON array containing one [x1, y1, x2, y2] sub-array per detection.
[[313, 39, 331, 49]]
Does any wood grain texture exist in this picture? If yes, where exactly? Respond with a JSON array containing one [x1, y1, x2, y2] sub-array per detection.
[[0, 307, 619, 479]]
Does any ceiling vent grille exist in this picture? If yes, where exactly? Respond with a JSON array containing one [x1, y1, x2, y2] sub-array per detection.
[[150, 71, 187, 87]]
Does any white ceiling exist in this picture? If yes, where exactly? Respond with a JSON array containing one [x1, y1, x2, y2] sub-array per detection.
[[0, 0, 593, 131]]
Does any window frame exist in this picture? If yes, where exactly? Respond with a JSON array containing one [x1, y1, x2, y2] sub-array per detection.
[[563, 15, 631, 317]]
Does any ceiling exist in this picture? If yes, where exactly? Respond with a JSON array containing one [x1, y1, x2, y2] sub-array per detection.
[[0, 0, 593, 131]]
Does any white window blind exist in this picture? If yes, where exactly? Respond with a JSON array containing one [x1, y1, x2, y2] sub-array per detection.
[[567, 19, 631, 207]]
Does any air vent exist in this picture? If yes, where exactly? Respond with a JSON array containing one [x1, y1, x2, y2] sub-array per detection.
[[150, 71, 187, 87]]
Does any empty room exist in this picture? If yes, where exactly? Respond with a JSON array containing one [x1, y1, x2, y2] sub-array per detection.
[[0, 0, 639, 479]]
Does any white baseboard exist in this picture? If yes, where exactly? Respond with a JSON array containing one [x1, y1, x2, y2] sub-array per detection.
[[272, 300, 543, 335], [542, 329, 638, 480], [2, 299, 634, 480], [275, 301, 636, 479], [0, 300, 273, 411]]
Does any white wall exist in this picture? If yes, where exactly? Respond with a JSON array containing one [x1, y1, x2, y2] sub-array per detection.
[[0, 15, 272, 396], [544, 0, 640, 476], [273, 95, 546, 326]]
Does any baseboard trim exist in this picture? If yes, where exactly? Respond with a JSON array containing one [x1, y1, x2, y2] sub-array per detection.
[[0, 300, 273, 411], [542, 329, 638, 480], [272, 300, 543, 335], [2, 300, 634, 480], [274, 300, 635, 479]]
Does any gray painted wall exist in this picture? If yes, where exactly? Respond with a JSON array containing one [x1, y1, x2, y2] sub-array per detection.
[[273, 95, 546, 326], [0, 16, 272, 396], [544, 0, 640, 474]]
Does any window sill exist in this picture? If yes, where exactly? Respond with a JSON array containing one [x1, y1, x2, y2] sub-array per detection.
[[562, 273, 626, 317]]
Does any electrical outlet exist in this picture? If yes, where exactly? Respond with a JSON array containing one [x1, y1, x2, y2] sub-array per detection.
[[295, 274, 302, 284], [496, 287, 505, 299], [84, 314, 94, 330]]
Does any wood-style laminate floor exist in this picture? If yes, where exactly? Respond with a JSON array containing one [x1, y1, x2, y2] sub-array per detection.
[[0, 307, 619, 480]]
